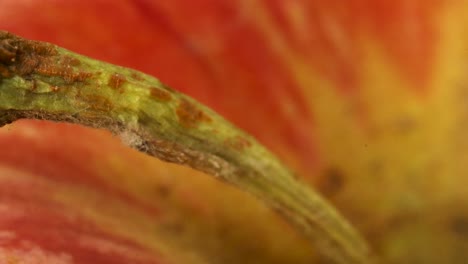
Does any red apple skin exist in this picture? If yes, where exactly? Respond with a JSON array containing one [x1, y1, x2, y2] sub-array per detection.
[[2, 1, 468, 264], [0, 121, 168, 264], [0, 120, 317, 264], [0, 170, 163, 264]]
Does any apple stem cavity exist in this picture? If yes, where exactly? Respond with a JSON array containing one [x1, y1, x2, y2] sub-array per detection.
[[0, 31, 372, 264]]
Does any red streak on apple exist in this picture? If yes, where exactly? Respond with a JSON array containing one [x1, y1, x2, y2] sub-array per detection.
[[0, 120, 171, 263], [0, 120, 160, 218], [0, 167, 165, 264], [267, 0, 440, 94]]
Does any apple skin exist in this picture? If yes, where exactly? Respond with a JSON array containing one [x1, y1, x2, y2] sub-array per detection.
[[0, 120, 317, 264], [0, 121, 170, 264], [2, 1, 468, 263]]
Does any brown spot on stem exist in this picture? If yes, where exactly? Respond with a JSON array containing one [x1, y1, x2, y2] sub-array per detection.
[[35, 63, 92, 83], [61, 55, 81, 66], [225, 136, 252, 151], [0, 38, 17, 64], [130, 72, 144, 81], [30, 79, 37, 91], [0, 31, 93, 84], [176, 99, 212, 128], [161, 83, 175, 92], [80, 94, 114, 112], [108, 73, 126, 90], [150, 87, 172, 101], [0, 66, 9, 77], [0, 31, 56, 77]]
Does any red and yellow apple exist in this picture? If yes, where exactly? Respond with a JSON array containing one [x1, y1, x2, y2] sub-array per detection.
[[1, 1, 468, 263]]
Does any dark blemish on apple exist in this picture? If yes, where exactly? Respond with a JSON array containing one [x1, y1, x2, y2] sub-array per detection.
[[176, 99, 212, 128], [394, 116, 417, 135], [318, 167, 345, 197], [108, 73, 126, 90], [150, 87, 172, 101], [155, 184, 171, 198], [451, 215, 468, 236], [165, 222, 185, 235]]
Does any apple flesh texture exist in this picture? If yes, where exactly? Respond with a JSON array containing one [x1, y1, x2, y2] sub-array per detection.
[[2, 1, 468, 264]]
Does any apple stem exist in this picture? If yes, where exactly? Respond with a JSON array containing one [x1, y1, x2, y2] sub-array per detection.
[[0, 31, 372, 264]]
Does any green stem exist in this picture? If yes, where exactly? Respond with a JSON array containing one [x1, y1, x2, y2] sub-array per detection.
[[0, 31, 370, 264]]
